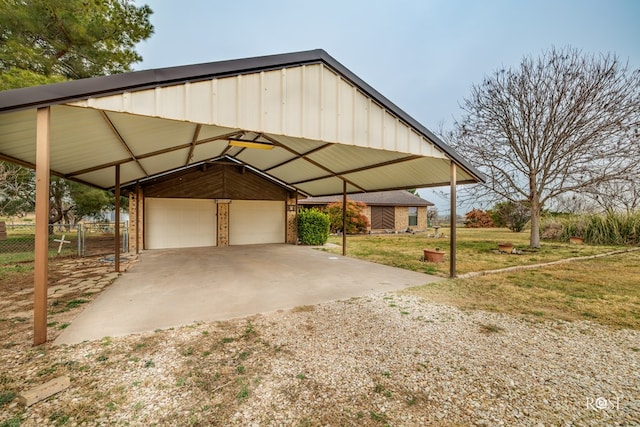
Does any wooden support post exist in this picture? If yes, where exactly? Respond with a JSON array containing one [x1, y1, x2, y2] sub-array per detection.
[[34, 107, 50, 346], [342, 180, 347, 256], [135, 184, 140, 254], [449, 162, 457, 278], [114, 164, 121, 273]]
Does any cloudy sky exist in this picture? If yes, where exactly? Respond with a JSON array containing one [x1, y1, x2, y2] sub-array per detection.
[[134, 0, 640, 213]]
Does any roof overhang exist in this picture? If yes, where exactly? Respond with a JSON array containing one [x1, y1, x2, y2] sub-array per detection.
[[0, 49, 484, 196]]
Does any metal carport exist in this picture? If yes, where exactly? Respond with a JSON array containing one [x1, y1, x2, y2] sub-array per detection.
[[0, 49, 484, 344]]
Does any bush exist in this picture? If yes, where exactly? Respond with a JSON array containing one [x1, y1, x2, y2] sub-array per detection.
[[464, 209, 494, 228], [490, 201, 530, 232], [550, 211, 640, 245], [324, 200, 369, 234], [539, 216, 563, 240], [297, 208, 330, 245]]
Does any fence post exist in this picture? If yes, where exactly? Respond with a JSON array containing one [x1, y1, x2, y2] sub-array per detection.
[[123, 221, 129, 253]]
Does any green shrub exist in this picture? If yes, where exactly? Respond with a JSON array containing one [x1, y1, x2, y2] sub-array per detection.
[[297, 208, 330, 245], [490, 201, 530, 232]]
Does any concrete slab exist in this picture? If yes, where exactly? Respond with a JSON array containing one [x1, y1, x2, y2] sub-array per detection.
[[55, 244, 443, 345]]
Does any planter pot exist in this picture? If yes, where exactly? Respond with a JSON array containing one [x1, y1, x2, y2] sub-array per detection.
[[423, 249, 445, 263], [570, 236, 584, 245], [498, 243, 514, 254]]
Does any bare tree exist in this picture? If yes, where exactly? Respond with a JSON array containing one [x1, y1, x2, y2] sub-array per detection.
[[454, 47, 640, 248], [584, 178, 640, 213]]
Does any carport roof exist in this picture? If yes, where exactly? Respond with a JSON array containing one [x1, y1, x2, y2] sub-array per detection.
[[0, 49, 484, 196]]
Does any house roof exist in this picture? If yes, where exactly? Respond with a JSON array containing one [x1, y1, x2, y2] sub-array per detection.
[[299, 190, 434, 207], [0, 49, 484, 196]]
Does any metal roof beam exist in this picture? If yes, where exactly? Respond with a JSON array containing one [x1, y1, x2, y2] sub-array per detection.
[[185, 124, 202, 165], [100, 111, 149, 177], [263, 142, 333, 172], [261, 134, 365, 192], [289, 154, 422, 186]]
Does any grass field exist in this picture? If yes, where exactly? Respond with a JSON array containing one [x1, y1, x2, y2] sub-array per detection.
[[327, 228, 625, 276], [327, 228, 640, 329]]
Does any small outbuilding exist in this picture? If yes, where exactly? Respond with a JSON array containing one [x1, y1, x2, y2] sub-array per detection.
[[299, 190, 433, 233]]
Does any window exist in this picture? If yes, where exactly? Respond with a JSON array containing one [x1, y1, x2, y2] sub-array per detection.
[[408, 207, 418, 226]]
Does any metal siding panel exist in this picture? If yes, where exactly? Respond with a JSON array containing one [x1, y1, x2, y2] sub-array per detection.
[[75, 162, 141, 188], [187, 80, 214, 124], [262, 69, 283, 133], [109, 113, 196, 155], [353, 90, 369, 147], [50, 107, 130, 173], [267, 134, 324, 154], [321, 66, 339, 142], [238, 73, 261, 130], [408, 130, 424, 156], [384, 113, 397, 151], [307, 144, 408, 174], [302, 65, 321, 140], [268, 158, 327, 183], [284, 67, 303, 136], [236, 146, 295, 170], [396, 124, 410, 153], [0, 110, 37, 162], [216, 76, 238, 127], [157, 85, 186, 120], [345, 157, 452, 190], [190, 140, 229, 163], [139, 148, 190, 176], [295, 176, 344, 196], [197, 123, 239, 140], [369, 102, 383, 149], [127, 89, 155, 116], [338, 79, 354, 142]]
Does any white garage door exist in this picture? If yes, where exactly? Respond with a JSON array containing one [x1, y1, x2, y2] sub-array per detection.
[[229, 200, 285, 245], [145, 198, 216, 249]]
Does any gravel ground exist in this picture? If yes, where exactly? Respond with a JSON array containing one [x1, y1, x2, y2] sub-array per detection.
[[2, 292, 638, 426]]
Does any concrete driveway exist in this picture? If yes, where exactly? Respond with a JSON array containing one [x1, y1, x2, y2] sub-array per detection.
[[55, 244, 443, 345]]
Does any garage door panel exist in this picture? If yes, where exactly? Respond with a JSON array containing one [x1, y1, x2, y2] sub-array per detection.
[[229, 200, 285, 245], [146, 198, 216, 249]]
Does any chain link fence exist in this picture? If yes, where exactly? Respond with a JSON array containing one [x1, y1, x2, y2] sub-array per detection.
[[0, 221, 128, 264]]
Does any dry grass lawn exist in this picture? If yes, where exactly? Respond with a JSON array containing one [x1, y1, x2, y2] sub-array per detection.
[[405, 250, 640, 330]]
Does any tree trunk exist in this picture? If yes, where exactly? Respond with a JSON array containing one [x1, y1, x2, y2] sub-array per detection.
[[529, 198, 541, 249]]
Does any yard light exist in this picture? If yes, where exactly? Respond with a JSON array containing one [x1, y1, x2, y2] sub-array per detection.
[[228, 138, 274, 150]]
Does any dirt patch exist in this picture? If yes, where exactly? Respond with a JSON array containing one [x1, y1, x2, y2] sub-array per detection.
[[0, 255, 136, 347]]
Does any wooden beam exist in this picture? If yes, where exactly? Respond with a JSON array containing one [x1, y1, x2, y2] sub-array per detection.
[[114, 164, 121, 273], [342, 180, 347, 256], [19, 376, 70, 407], [34, 107, 50, 346], [449, 162, 457, 278]]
